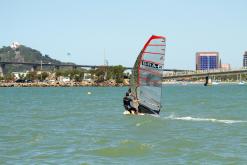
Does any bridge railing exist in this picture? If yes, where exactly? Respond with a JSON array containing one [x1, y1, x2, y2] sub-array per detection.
[[163, 67, 247, 77]]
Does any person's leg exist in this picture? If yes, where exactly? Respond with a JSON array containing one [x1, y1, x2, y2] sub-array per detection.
[[130, 107, 137, 114], [126, 106, 132, 114]]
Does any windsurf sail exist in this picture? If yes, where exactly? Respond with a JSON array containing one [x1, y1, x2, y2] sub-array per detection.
[[130, 35, 166, 115]]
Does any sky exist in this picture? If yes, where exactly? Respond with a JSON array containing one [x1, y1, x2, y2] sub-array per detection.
[[1, 0, 247, 69]]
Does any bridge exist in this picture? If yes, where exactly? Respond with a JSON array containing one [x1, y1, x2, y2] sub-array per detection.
[[163, 69, 247, 79], [163, 68, 247, 85], [0, 61, 191, 77]]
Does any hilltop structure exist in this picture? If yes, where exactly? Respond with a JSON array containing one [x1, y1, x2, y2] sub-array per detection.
[[10, 42, 21, 50]]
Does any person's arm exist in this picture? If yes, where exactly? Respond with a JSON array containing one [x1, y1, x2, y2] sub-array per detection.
[[127, 96, 133, 101], [133, 99, 140, 103]]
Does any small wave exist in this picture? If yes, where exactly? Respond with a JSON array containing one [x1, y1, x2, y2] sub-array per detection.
[[136, 123, 141, 127], [164, 115, 247, 124], [89, 140, 152, 157]]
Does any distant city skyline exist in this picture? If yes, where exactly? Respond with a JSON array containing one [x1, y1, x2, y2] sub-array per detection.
[[1, 0, 247, 69]]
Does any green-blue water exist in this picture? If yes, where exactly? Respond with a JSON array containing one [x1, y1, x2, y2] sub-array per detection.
[[0, 85, 247, 164]]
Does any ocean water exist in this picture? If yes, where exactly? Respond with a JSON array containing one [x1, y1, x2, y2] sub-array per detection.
[[0, 85, 247, 164]]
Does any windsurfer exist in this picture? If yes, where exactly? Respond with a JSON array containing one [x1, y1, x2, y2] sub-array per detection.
[[123, 92, 138, 114], [123, 35, 165, 115]]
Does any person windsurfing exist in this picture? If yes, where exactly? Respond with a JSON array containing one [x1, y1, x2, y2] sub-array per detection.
[[123, 35, 166, 115], [123, 92, 138, 114]]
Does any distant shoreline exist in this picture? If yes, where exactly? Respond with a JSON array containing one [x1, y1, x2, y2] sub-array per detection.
[[0, 81, 243, 87], [0, 81, 128, 87]]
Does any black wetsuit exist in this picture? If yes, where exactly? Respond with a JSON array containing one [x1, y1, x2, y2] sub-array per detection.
[[123, 96, 136, 113]]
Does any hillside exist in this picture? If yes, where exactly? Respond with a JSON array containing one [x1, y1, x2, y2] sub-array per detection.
[[0, 44, 67, 73]]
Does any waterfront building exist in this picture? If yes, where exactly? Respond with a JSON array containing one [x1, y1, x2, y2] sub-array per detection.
[[12, 72, 28, 80], [243, 51, 247, 68], [196, 52, 220, 70], [58, 76, 70, 82], [83, 73, 92, 81], [221, 64, 231, 71]]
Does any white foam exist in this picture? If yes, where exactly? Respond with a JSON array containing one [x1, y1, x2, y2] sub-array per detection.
[[136, 123, 141, 127], [164, 115, 247, 124]]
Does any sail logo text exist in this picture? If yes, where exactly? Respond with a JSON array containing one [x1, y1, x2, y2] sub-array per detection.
[[141, 61, 162, 69]]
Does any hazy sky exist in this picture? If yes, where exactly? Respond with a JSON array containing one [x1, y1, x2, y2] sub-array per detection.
[[1, 0, 247, 69]]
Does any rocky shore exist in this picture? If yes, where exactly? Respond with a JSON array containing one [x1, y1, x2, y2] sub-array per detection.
[[0, 79, 130, 87]]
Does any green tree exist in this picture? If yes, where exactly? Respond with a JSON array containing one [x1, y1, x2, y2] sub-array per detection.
[[111, 65, 125, 83], [55, 70, 63, 78], [55, 69, 69, 78], [69, 69, 84, 82], [55, 69, 85, 81], [26, 71, 37, 81], [87, 65, 125, 83], [4, 73, 15, 82], [37, 72, 49, 81], [94, 67, 106, 82]]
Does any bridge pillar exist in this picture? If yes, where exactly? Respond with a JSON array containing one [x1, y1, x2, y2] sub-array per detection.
[[0, 64, 6, 77], [204, 76, 212, 86], [31, 65, 38, 72]]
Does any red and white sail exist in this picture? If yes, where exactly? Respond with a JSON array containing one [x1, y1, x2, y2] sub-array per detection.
[[130, 35, 166, 114]]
